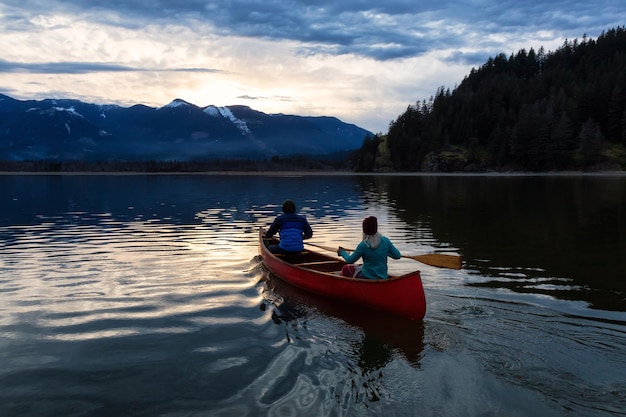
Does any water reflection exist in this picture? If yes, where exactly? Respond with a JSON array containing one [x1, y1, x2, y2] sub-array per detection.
[[257, 266, 425, 407], [373, 174, 626, 311], [1, 174, 367, 227], [258, 267, 425, 366], [2, 173, 625, 314], [1, 173, 625, 416]]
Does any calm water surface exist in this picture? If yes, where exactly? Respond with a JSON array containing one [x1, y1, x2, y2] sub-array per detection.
[[1, 173, 625, 417]]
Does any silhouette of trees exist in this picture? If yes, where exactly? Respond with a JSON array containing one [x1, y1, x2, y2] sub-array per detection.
[[363, 26, 626, 172], [0, 155, 352, 173]]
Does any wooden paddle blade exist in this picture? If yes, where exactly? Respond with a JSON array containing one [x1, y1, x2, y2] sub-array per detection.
[[404, 253, 462, 269]]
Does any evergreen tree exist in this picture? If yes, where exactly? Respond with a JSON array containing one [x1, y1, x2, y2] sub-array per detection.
[[577, 119, 605, 167], [374, 26, 626, 172]]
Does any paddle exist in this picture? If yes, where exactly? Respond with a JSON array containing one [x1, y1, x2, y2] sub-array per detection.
[[305, 242, 462, 270]]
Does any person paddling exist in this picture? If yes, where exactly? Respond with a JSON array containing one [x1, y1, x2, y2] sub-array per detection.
[[337, 216, 401, 279], [265, 199, 313, 255]]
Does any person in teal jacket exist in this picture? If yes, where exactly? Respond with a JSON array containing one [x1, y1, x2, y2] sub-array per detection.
[[337, 216, 401, 279], [265, 199, 313, 254]]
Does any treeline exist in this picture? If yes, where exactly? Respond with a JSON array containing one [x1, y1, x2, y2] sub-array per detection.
[[357, 27, 626, 172], [0, 154, 351, 173]]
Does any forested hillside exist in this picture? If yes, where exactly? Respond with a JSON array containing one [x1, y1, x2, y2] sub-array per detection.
[[356, 27, 626, 172]]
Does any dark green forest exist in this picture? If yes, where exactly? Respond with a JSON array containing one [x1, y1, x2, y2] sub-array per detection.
[[353, 27, 626, 172]]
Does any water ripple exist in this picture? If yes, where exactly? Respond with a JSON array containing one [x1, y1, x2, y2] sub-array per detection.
[[2, 174, 625, 417], [1, 214, 262, 347]]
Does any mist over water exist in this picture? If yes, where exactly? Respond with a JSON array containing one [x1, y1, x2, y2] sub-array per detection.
[[1, 173, 625, 416]]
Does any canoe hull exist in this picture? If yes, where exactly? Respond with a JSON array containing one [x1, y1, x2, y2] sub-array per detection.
[[259, 229, 426, 320]]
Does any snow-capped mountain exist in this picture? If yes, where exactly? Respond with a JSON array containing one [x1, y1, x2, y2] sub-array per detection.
[[0, 95, 372, 161]]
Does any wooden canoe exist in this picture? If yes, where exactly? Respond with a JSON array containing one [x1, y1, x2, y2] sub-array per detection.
[[258, 228, 426, 320]]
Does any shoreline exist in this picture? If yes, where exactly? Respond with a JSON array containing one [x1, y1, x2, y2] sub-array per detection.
[[1, 170, 625, 177]]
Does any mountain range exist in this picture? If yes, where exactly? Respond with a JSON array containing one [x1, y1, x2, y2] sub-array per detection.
[[0, 94, 372, 161]]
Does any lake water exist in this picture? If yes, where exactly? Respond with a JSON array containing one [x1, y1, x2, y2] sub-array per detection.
[[1, 173, 625, 417]]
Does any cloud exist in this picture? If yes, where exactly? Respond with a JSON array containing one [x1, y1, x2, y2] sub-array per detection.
[[0, 59, 223, 75], [7, 0, 621, 61], [0, 60, 134, 74], [0, 0, 624, 132]]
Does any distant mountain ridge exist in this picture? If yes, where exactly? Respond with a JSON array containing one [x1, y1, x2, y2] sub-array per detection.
[[0, 94, 372, 161]]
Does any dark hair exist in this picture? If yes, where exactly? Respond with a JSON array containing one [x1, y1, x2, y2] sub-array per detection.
[[362, 216, 378, 235], [282, 199, 296, 213]]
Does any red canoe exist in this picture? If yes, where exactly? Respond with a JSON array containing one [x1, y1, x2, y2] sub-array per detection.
[[258, 228, 426, 320]]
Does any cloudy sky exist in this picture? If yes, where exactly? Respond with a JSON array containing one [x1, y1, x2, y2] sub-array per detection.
[[1, 1, 624, 133]]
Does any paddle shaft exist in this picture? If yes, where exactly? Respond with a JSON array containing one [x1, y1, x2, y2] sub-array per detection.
[[305, 242, 462, 270]]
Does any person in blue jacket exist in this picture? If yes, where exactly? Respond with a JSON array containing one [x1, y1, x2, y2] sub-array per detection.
[[265, 199, 313, 254], [337, 216, 401, 279]]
